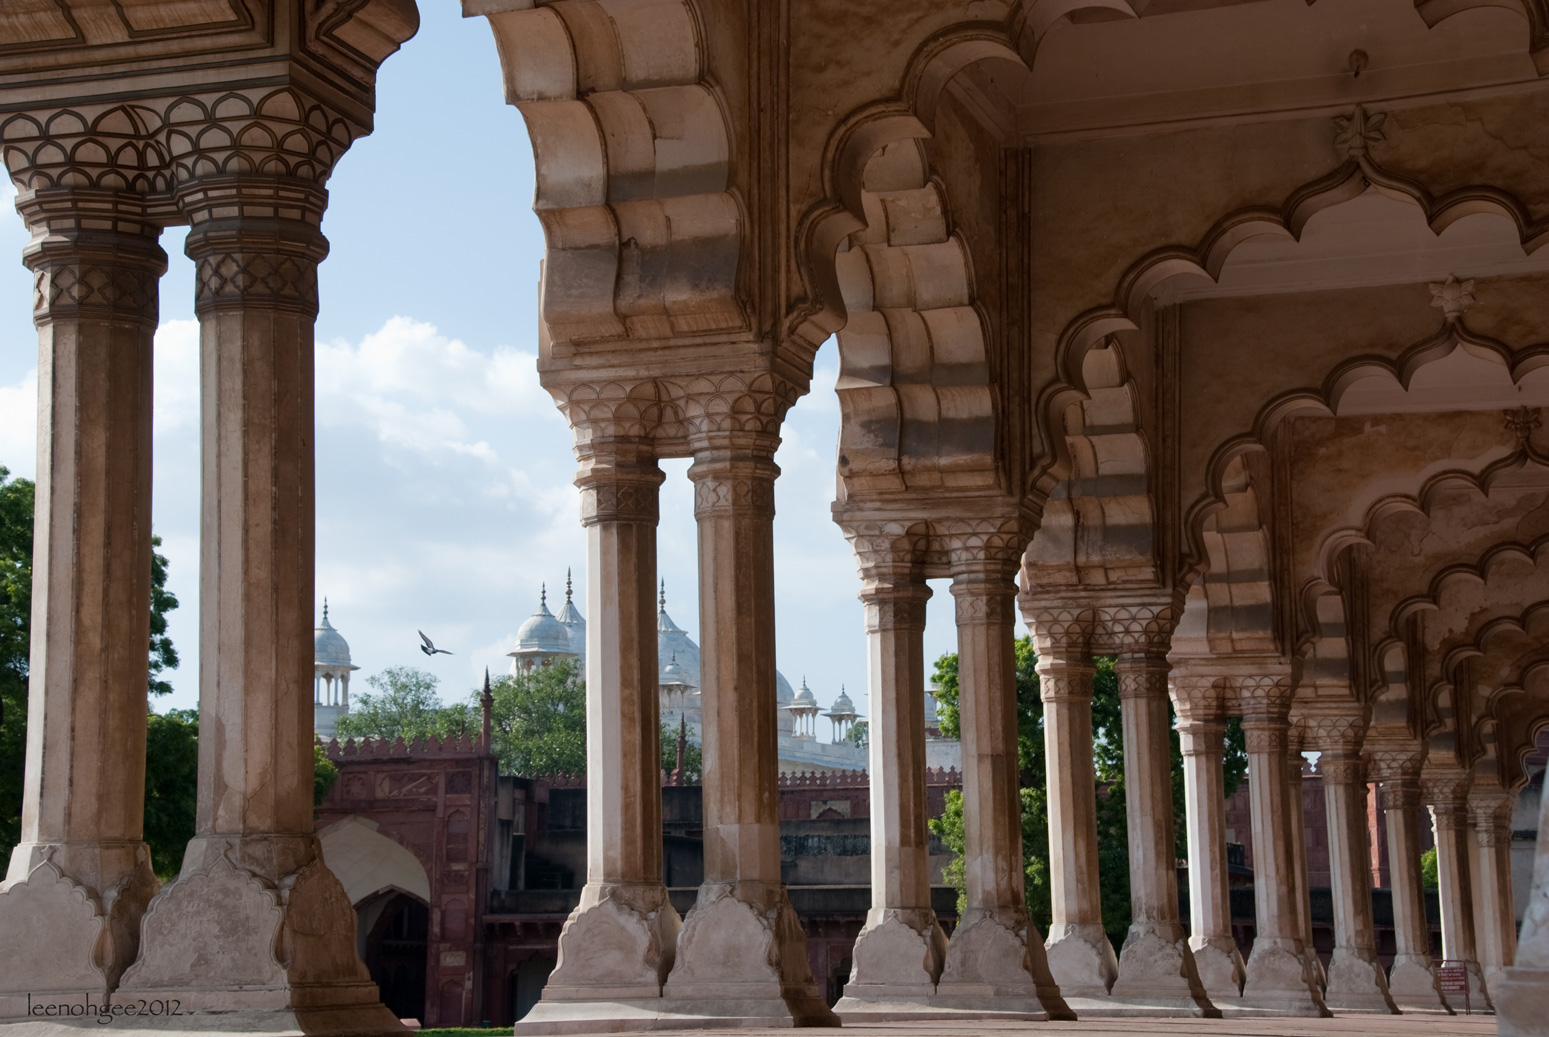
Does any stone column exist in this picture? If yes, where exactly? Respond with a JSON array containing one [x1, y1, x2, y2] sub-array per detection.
[[1235, 675, 1327, 1015], [0, 191, 165, 1016], [936, 546, 1066, 1019], [526, 440, 680, 1021], [1493, 755, 1549, 1035], [1110, 650, 1213, 1014], [835, 538, 947, 1010], [1425, 772, 1488, 1008], [1314, 735, 1397, 1013], [1171, 676, 1245, 1002], [1469, 785, 1517, 992], [118, 182, 399, 1032], [1033, 635, 1116, 1001], [1370, 764, 1447, 1012], [1285, 720, 1323, 991], [663, 432, 832, 1025]]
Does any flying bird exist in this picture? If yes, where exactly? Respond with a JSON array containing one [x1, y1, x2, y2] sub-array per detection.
[[418, 630, 453, 656]]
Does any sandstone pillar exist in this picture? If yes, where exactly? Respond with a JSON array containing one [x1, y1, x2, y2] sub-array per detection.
[[1493, 753, 1549, 1035], [663, 434, 833, 1025], [0, 191, 165, 1016], [1425, 773, 1488, 1009], [1370, 762, 1448, 1012], [1172, 680, 1245, 1003], [835, 553, 948, 1011], [1469, 786, 1517, 993], [1285, 722, 1324, 991], [1109, 651, 1214, 1014], [118, 183, 401, 1034], [1034, 641, 1117, 1001], [1234, 676, 1327, 1015], [935, 556, 1065, 1018], [1317, 745, 1397, 1012], [520, 441, 680, 1027]]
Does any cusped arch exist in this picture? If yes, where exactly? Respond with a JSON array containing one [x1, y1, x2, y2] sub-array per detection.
[[475, 0, 743, 349], [318, 814, 431, 907]]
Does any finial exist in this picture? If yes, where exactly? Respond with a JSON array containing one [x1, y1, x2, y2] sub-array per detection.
[[566, 568, 573, 601], [323, 597, 329, 620], [659, 579, 666, 613], [541, 582, 547, 607]]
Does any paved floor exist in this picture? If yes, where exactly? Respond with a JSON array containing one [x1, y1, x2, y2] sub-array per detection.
[[610, 1019, 1499, 1037]]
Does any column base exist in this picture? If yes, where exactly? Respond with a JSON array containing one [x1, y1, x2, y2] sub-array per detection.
[[660, 882, 837, 1027], [1385, 955, 1452, 1013], [1323, 948, 1398, 1013], [117, 847, 403, 1034], [1448, 958, 1492, 1013], [1189, 935, 1246, 1002], [1233, 938, 1329, 1016], [837, 907, 945, 1001], [1495, 966, 1549, 1034], [0, 852, 158, 1017], [937, 907, 1072, 1019], [541, 883, 681, 1001], [1105, 921, 1217, 1015], [1042, 921, 1117, 998]]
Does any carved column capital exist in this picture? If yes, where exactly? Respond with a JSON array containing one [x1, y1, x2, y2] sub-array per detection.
[[1301, 712, 1367, 756], [1422, 768, 1472, 824], [938, 515, 1028, 582], [1098, 601, 1179, 656], [1234, 671, 1296, 723], [1116, 652, 1170, 701], [678, 372, 804, 440], [1319, 753, 1366, 786], [1377, 779, 1421, 811], [1365, 745, 1423, 784], [688, 448, 779, 521], [576, 441, 664, 527], [1176, 715, 1226, 758], [1467, 787, 1514, 846], [1169, 671, 1227, 724], [19, 191, 166, 328], [1024, 607, 1094, 660], [1035, 652, 1096, 704], [1241, 723, 1289, 755]]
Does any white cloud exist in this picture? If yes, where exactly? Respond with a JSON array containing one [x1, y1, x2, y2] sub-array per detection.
[[0, 368, 36, 480], [152, 320, 200, 435]]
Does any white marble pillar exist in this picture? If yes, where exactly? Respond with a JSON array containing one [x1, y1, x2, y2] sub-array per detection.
[[119, 186, 400, 1032], [528, 440, 680, 1018], [1172, 680, 1245, 1003], [1035, 641, 1117, 1001], [1372, 766, 1448, 1012], [1493, 758, 1549, 1035], [663, 434, 833, 1025], [1469, 786, 1517, 993], [936, 557, 1066, 1019], [837, 554, 948, 1010], [1235, 676, 1327, 1015], [0, 192, 165, 1016], [1317, 746, 1397, 1012], [1110, 651, 1214, 1014], [1425, 773, 1488, 1009]]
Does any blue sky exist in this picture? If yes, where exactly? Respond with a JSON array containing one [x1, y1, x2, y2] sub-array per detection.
[[0, 4, 1022, 721]]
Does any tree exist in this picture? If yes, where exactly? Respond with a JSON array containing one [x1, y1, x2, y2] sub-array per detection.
[[143, 709, 199, 878], [1420, 846, 1439, 889], [486, 659, 586, 775], [0, 467, 34, 859], [333, 665, 473, 742], [660, 720, 703, 782], [847, 720, 869, 750], [148, 535, 179, 697]]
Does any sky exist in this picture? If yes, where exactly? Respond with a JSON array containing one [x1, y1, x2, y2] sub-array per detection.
[[0, 3, 1027, 721]]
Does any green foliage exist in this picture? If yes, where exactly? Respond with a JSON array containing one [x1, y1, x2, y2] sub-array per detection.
[[847, 720, 869, 749], [486, 659, 587, 776], [0, 467, 35, 861], [147, 535, 179, 697], [143, 709, 199, 879], [1223, 716, 1249, 798], [334, 665, 473, 742], [1421, 846, 1439, 889], [660, 721, 703, 781], [314, 742, 339, 807]]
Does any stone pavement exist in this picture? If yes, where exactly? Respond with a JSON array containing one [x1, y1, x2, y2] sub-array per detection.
[[563, 1019, 1498, 1037]]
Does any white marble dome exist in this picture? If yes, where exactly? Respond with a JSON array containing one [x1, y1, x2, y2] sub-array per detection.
[[516, 589, 572, 655], [314, 604, 352, 666]]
